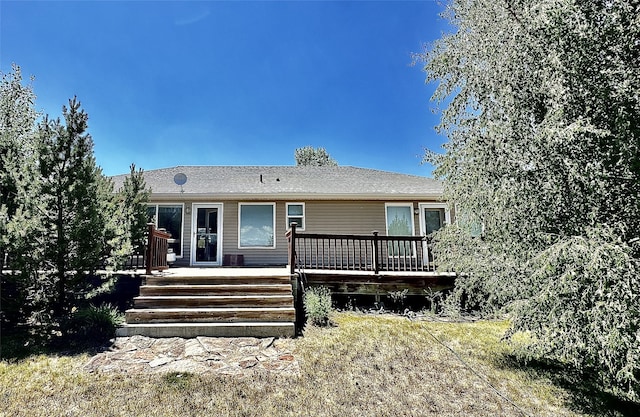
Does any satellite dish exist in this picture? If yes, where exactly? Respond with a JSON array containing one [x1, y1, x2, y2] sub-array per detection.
[[173, 173, 188, 186]]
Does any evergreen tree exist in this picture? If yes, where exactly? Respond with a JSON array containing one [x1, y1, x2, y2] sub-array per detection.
[[37, 97, 113, 323], [2, 65, 151, 338], [0, 64, 42, 272], [121, 164, 150, 254], [107, 163, 150, 270], [0, 65, 43, 329]]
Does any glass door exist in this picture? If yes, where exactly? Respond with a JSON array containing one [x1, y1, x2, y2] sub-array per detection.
[[423, 208, 445, 235], [191, 204, 222, 265], [418, 203, 450, 267]]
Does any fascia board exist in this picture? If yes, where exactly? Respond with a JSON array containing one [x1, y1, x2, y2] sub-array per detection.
[[148, 192, 444, 201]]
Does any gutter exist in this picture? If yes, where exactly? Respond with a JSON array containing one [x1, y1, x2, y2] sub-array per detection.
[[146, 192, 445, 201]]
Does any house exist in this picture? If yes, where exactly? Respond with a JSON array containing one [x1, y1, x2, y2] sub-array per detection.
[[113, 165, 453, 337], [112, 165, 450, 268]]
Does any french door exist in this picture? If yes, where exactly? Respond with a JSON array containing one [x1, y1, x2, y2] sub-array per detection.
[[418, 203, 451, 267], [191, 203, 223, 266]]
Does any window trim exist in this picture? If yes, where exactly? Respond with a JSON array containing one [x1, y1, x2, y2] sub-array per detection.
[[147, 203, 185, 258], [190, 202, 224, 266], [384, 203, 416, 258], [453, 203, 484, 238], [285, 202, 305, 231], [238, 202, 277, 249], [384, 203, 415, 236], [418, 202, 451, 236]]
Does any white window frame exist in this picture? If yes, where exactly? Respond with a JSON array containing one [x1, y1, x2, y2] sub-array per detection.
[[285, 202, 305, 231], [190, 202, 224, 266], [147, 203, 185, 258], [384, 203, 415, 236], [238, 202, 277, 249], [453, 203, 484, 237], [384, 203, 416, 258], [418, 202, 451, 236]]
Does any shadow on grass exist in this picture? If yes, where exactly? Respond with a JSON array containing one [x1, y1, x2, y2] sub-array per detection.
[[496, 353, 639, 417], [0, 325, 113, 361]]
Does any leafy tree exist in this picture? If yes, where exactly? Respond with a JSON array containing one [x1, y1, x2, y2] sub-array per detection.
[[419, 0, 640, 400], [294, 146, 338, 166], [37, 97, 115, 324], [506, 226, 640, 401]]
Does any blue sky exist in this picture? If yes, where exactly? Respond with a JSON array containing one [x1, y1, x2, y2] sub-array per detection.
[[1, 1, 449, 177]]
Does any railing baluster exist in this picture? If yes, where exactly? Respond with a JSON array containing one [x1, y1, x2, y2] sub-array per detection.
[[303, 237, 307, 268], [286, 231, 431, 274], [323, 238, 327, 269], [352, 238, 356, 270]]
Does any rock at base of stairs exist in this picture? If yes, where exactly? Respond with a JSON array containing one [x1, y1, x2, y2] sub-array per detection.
[[116, 322, 295, 338]]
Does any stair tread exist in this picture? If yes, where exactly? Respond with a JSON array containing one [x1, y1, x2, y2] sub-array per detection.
[[149, 274, 291, 277], [147, 276, 291, 281], [142, 284, 290, 288], [116, 322, 296, 337], [139, 285, 292, 294], [136, 295, 292, 299], [126, 307, 295, 313], [122, 322, 294, 328], [126, 272, 295, 336]]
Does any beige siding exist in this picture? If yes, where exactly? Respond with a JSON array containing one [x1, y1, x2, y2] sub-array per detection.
[[222, 201, 289, 266], [181, 205, 192, 265], [151, 198, 444, 266], [305, 201, 386, 235], [304, 201, 430, 236]]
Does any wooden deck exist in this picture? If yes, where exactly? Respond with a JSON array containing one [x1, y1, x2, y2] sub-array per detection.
[[296, 269, 456, 296], [142, 266, 455, 296], [117, 266, 455, 337], [285, 224, 456, 295], [147, 267, 291, 278], [140, 266, 455, 297], [120, 227, 457, 337]]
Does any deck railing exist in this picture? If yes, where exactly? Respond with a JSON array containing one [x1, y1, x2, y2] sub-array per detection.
[[145, 223, 171, 275], [286, 223, 436, 275]]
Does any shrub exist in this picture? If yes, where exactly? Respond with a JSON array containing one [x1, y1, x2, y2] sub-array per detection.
[[387, 289, 409, 312], [68, 303, 124, 344], [432, 225, 533, 316], [303, 286, 332, 326], [507, 226, 640, 402]]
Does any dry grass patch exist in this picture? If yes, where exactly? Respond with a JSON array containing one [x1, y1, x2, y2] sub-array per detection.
[[1, 313, 633, 416]]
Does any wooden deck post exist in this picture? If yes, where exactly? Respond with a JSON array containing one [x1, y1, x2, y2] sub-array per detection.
[[287, 223, 297, 275], [372, 230, 379, 274], [145, 223, 171, 275], [145, 223, 155, 275]]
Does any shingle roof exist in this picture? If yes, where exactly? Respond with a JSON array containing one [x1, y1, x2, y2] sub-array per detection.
[[111, 166, 443, 199]]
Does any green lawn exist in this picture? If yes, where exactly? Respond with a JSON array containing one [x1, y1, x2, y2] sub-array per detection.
[[0, 313, 635, 417]]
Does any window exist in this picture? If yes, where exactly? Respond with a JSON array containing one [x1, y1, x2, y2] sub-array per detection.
[[385, 204, 414, 236], [385, 203, 415, 256], [147, 204, 183, 256], [418, 203, 451, 236], [456, 210, 484, 238], [238, 203, 276, 248], [286, 203, 305, 230], [424, 208, 445, 235]]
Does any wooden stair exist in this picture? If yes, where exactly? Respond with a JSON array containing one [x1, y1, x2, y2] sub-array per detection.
[[117, 271, 296, 338]]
